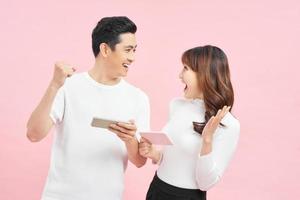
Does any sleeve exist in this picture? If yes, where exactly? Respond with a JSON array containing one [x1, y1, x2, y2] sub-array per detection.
[[49, 86, 65, 124], [195, 114, 240, 191], [155, 98, 178, 165], [134, 92, 151, 142], [168, 98, 178, 120]]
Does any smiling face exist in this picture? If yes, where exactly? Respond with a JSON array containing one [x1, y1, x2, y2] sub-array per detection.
[[105, 33, 137, 78], [179, 64, 202, 99]]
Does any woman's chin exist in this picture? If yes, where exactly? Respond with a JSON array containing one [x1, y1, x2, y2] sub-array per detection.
[[183, 92, 191, 99]]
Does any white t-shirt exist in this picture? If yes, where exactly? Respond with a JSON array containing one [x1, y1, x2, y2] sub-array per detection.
[[157, 98, 240, 191], [41, 72, 150, 200]]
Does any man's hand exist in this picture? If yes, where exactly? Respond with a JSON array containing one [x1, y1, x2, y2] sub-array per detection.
[[109, 120, 147, 167], [108, 120, 137, 143], [26, 61, 75, 142], [50, 61, 76, 89]]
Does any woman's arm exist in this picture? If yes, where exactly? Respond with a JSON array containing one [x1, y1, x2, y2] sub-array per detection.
[[195, 107, 240, 191]]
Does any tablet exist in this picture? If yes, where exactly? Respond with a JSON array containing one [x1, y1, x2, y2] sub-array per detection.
[[140, 131, 173, 145]]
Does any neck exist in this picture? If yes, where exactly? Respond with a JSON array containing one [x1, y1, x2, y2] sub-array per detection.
[[198, 94, 204, 100], [88, 59, 121, 85], [192, 93, 203, 100]]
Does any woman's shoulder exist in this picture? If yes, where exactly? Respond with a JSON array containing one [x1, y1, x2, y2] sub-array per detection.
[[222, 112, 240, 133], [170, 97, 185, 105], [169, 97, 187, 109]]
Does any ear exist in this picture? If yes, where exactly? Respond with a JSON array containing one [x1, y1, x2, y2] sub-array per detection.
[[99, 43, 112, 58]]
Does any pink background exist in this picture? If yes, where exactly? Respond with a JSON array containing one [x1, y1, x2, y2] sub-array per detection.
[[1, 0, 299, 199]]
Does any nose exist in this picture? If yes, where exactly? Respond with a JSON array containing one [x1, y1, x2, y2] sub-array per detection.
[[179, 70, 183, 80], [127, 53, 135, 63]]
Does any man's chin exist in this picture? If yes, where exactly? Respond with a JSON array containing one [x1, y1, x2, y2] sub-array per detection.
[[117, 72, 128, 78]]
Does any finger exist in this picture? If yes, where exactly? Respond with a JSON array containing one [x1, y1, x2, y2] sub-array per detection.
[[207, 116, 215, 127], [141, 137, 151, 144], [140, 148, 149, 155], [108, 128, 132, 139], [139, 142, 147, 148], [221, 106, 228, 116], [117, 122, 136, 131], [139, 143, 149, 149], [139, 146, 148, 151], [224, 106, 231, 115], [215, 106, 227, 122], [216, 108, 222, 116], [216, 107, 224, 118], [140, 146, 150, 151], [140, 138, 146, 142], [110, 124, 129, 134], [108, 128, 121, 135], [219, 106, 230, 120], [209, 116, 220, 131], [129, 119, 135, 124], [139, 150, 148, 157], [203, 117, 213, 134], [65, 67, 75, 77], [116, 132, 132, 139], [212, 107, 228, 129], [144, 143, 151, 148]]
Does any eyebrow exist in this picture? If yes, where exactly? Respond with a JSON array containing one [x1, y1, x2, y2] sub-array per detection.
[[124, 45, 137, 49]]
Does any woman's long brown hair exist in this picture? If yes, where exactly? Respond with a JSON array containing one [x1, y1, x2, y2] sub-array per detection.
[[181, 45, 234, 135]]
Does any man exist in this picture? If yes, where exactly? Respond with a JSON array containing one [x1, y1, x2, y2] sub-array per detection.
[[26, 16, 150, 200]]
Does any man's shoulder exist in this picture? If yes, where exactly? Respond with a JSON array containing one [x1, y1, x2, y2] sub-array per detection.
[[62, 72, 87, 89], [66, 72, 86, 83], [123, 80, 149, 101]]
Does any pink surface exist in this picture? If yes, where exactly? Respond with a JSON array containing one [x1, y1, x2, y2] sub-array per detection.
[[1, 0, 299, 199]]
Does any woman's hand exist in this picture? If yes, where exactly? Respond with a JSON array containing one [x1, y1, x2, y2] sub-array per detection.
[[139, 138, 154, 158], [202, 106, 231, 143], [139, 138, 161, 163]]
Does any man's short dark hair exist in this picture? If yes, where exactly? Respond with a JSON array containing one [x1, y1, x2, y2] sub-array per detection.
[[92, 16, 137, 57]]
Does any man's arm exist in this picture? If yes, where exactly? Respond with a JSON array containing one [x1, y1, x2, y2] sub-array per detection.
[[108, 93, 150, 167], [26, 62, 75, 142], [109, 122, 147, 168]]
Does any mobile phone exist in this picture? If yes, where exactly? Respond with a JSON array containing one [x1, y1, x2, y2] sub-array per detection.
[[91, 117, 125, 129]]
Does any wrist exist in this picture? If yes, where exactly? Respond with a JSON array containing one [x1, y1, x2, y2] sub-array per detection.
[[124, 136, 137, 145], [202, 136, 213, 144], [49, 81, 61, 91], [151, 151, 162, 164], [149, 150, 160, 162]]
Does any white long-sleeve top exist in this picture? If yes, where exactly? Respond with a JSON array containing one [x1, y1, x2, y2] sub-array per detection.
[[156, 98, 240, 191]]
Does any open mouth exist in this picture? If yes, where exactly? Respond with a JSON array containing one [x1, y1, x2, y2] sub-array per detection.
[[123, 64, 129, 69], [184, 85, 187, 92]]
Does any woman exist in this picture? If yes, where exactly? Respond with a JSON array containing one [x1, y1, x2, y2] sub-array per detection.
[[139, 45, 240, 200]]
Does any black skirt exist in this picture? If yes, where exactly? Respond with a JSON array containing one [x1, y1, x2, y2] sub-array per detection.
[[146, 173, 206, 200]]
